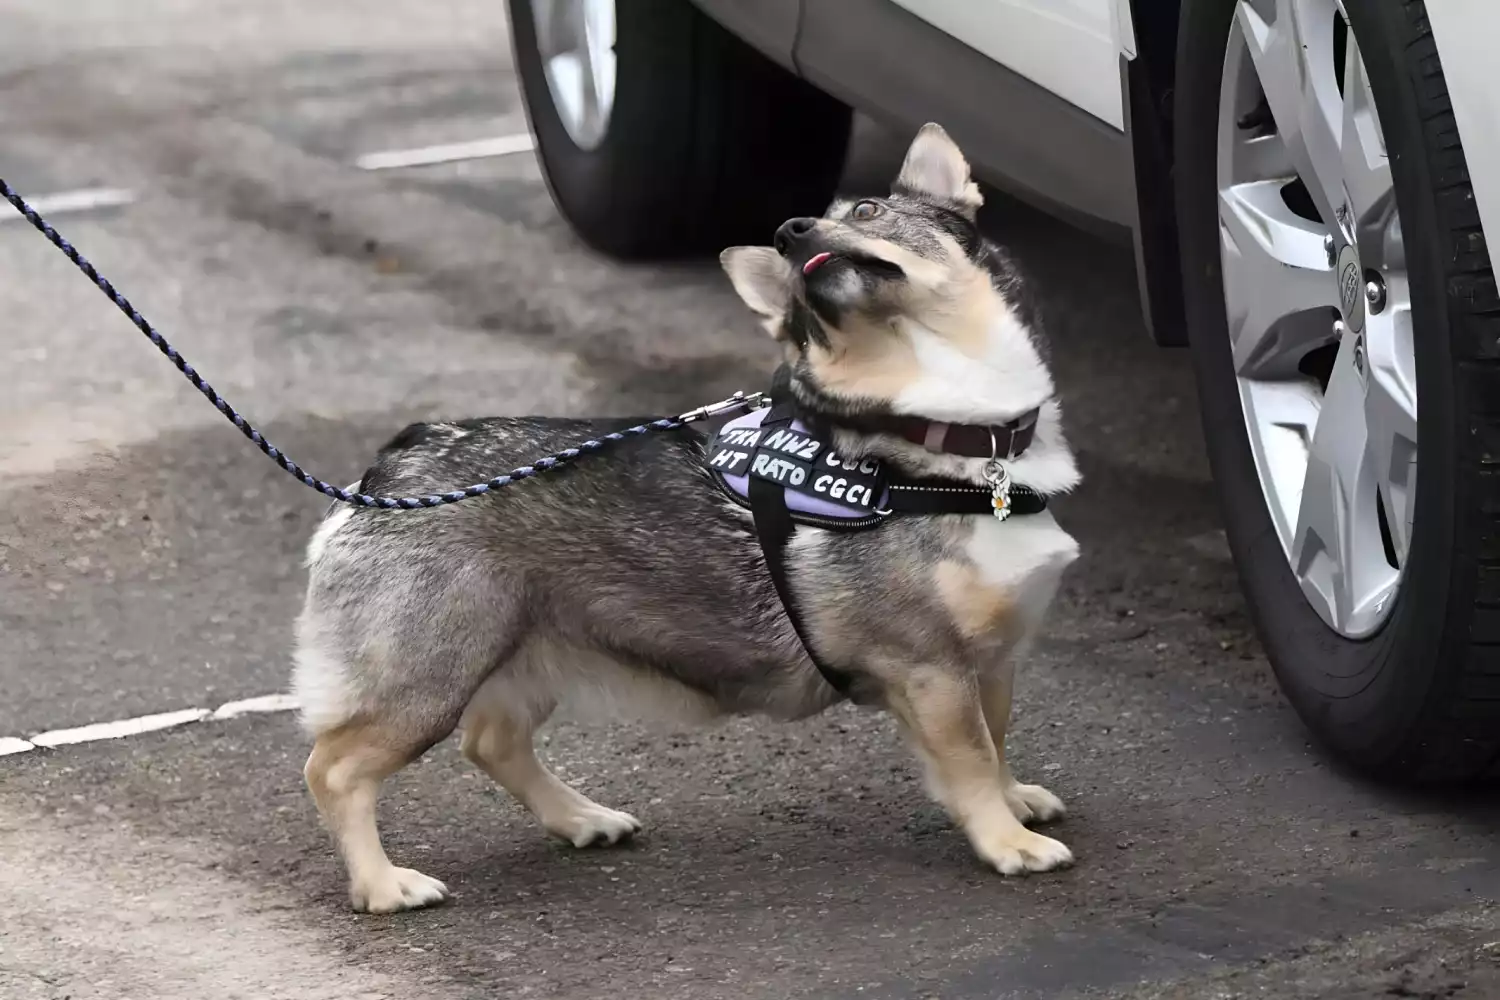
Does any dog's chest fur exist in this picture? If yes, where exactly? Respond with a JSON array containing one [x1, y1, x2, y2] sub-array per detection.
[[788, 499, 1078, 690], [305, 416, 1079, 731]]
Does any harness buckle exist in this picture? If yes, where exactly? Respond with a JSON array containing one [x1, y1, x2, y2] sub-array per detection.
[[678, 390, 769, 423], [984, 427, 1013, 522]]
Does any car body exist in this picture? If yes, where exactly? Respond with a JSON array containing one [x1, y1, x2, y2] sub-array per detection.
[[692, 0, 1500, 349]]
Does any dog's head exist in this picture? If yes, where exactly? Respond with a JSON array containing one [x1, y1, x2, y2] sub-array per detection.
[[719, 123, 1055, 429]]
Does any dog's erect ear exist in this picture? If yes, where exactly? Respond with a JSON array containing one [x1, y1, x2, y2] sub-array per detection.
[[895, 123, 983, 216], [720, 246, 792, 320]]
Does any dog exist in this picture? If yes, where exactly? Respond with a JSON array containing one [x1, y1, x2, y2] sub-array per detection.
[[292, 123, 1083, 913]]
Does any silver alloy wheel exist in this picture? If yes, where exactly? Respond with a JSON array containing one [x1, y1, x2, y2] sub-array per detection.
[[530, 0, 616, 151], [1217, 0, 1417, 639]]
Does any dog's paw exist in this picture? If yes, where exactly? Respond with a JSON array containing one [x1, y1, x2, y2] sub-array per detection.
[[1004, 783, 1066, 825], [351, 866, 449, 914], [972, 828, 1074, 876], [546, 803, 642, 849]]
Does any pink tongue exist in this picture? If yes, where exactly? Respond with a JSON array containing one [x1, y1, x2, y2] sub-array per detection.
[[803, 252, 832, 275]]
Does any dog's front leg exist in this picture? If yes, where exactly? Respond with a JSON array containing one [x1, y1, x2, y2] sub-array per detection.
[[886, 666, 1072, 875], [978, 661, 1066, 826]]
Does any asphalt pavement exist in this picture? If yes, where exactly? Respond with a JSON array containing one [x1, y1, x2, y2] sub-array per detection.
[[2, 2, 1499, 998]]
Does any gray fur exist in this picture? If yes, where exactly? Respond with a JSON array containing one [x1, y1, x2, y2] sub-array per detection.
[[298, 418, 838, 736]]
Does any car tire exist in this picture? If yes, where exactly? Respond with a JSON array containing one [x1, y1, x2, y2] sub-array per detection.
[[506, 0, 853, 259], [1175, 0, 1500, 781]]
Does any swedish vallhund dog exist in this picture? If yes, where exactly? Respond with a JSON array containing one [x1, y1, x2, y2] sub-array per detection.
[[293, 124, 1083, 913]]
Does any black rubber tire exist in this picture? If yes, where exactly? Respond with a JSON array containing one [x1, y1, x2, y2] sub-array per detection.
[[1175, 0, 1500, 782], [506, 0, 853, 259]]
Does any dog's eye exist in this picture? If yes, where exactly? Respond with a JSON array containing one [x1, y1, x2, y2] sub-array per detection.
[[850, 200, 882, 221]]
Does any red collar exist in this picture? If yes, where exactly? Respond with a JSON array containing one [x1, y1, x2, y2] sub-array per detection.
[[839, 408, 1040, 460]]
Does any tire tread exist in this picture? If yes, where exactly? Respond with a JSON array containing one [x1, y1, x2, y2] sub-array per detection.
[[1399, 0, 1500, 778]]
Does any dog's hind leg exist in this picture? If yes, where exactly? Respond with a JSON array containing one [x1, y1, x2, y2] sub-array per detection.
[[304, 718, 450, 913], [978, 658, 1066, 825], [885, 665, 1072, 876], [295, 580, 510, 913], [460, 674, 641, 848]]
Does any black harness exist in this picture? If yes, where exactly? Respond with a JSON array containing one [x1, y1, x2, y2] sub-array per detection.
[[705, 396, 1048, 693]]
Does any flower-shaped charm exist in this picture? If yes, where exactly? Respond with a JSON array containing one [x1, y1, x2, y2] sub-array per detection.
[[983, 459, 1013, 522]]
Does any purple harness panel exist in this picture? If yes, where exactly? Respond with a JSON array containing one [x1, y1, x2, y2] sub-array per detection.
[[707, 407, 890, 523]]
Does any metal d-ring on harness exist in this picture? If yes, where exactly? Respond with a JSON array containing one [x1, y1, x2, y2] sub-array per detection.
[[984, 425, 1017, 522], [0, 177, 767, 509]]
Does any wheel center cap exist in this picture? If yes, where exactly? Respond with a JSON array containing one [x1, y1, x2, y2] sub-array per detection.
[[1337, 243, 1365, 335]]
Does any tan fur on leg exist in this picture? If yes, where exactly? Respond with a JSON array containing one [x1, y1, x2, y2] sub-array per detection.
[[887, 667, 1071, 875], [461, 698, 640, 848], [304, 723, 449, 913], [978, 664, 1065, 825]]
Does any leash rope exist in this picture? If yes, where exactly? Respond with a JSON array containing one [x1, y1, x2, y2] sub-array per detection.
[[0, 177, 761, 509]]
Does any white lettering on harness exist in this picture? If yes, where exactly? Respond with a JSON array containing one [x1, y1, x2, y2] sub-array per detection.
[[722, 428, 762, 447], [823, 451, 879, 476], [750, 453, 808, 486], [709, 449, 748, 469], [813, 474, 873, 508], [762, 428, 821, 461]]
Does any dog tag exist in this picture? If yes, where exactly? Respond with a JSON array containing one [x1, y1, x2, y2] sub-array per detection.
[[984, 459, 1012, 522]]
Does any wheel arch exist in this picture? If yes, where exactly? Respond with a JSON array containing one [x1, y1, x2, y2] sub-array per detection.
[[1124, 0, 1189, 346]]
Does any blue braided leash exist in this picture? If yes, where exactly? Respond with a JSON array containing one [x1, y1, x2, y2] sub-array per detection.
[[0, 177, 763, 510]]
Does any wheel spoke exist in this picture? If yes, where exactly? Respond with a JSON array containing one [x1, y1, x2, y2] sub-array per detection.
[[1225, 131, 1295, 187], [575, 42, 601, 129], [534, 0, 569, 59], [1234, 0, 1345, 230], [1240, 379, 1321, 548], [582, 0, 616, 120], [1341, 32, 1398, 267], [1219, 180, 1340, 377], [1290, 333, 1400, 634], [1363, 286, 1419, 563], [533, 0, 614, 150]]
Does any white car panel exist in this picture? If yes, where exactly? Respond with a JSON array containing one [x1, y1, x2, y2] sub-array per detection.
[[1425, 2, 1500, 273], [886, 0, 1127, 129], [1112, 0, 1137, 59]]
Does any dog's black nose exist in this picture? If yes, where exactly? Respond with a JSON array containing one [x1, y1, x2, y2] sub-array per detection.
[[774, 217, 817, 256]]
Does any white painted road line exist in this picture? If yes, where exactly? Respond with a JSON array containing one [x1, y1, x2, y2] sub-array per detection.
[[353, 133, 535, 171], [30, 707, 213, 748], [0, 186, 134, 221], [2, 692, 299, 757], [211, 692, 299, 720]]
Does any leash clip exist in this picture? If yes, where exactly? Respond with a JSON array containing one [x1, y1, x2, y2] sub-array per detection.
[[678, 390, 768, 423], [984, 427, 1012, 522]]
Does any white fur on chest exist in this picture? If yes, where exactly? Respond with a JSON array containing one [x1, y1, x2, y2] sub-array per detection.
[[893, 315, 1054, 425], [938, 510, 1080, 646], [967, 510, 1080, 593]]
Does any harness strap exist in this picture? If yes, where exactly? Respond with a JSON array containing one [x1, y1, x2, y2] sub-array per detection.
[[746, 401, 856, 695], [735, 393, 1047, 695], [884, 478, 1047, 516]]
